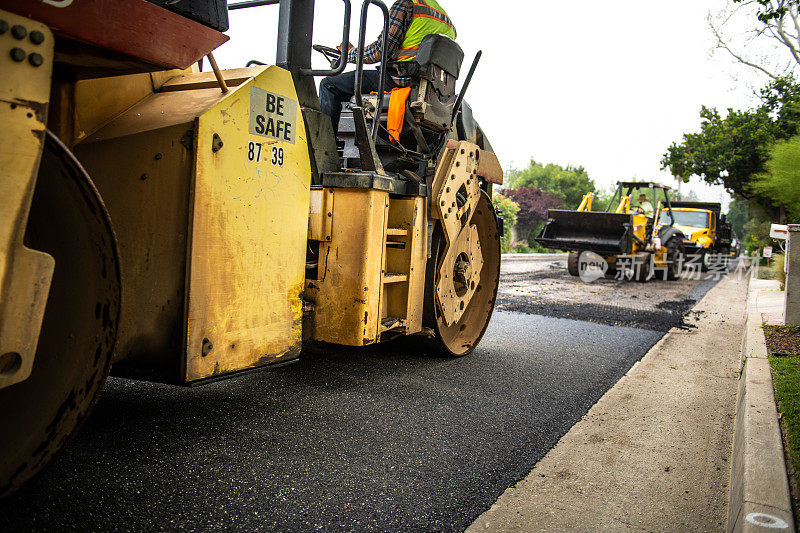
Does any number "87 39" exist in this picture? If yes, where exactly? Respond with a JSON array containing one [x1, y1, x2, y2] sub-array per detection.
[[247, 141, 284, 166]]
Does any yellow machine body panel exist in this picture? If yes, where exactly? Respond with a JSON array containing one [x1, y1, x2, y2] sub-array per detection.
[[71, 65, 309, 382], [186, 67, 310, 381], [0, 11, 55, 389], [382, 196, 427, 335], [304, 189, 428, 345], [67, 69, 191, 145], [73, 76, 250, 376], [305, 189, 388, 345], [631, 214, 648, 250]]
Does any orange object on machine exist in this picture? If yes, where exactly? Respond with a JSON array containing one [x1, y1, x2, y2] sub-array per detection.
[[387, 87, 412, 142]]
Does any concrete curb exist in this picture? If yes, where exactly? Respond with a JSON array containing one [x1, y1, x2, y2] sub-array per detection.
[[500, 253, 566, 261], [727, 284, 795, 532]]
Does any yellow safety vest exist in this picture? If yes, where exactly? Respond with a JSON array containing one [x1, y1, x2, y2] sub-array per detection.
[[394, 0, 456, 62]]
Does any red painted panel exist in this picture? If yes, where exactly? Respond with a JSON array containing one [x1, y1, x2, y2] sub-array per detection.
[[0, 0, 229, 69]]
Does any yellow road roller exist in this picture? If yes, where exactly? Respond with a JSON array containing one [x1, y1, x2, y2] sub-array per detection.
[[0, 0, 503, 496]]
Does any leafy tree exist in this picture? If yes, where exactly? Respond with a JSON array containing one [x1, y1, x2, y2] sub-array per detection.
[[500, 187, 563, 236], [714, 0, 800, 79], [725, 196, 781, 251], [726, 196, 750, 238], [752, 135, 800, 222], [733, 0, 799, 25], [661, 105, 774, 198], [676, 189, 701, 202], [492, 193, 519, 254], [744, 209, 773, 253], [661, 77, 800, 221], [761, 76, 800, 138], [591, 187, 618, 212], [506, 159, 595, 210]]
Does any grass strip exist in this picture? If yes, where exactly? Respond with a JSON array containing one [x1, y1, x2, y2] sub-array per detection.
[[769, 353, 800, 491], [766, 325, 800, 500]]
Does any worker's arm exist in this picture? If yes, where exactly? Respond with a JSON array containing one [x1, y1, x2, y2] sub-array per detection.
[[346, 0, 413, 64], [636, 202, 652, 214]]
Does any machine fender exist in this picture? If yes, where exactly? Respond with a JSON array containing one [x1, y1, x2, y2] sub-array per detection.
[[658, 226, 685, 244], [0, 9, 55, 389]]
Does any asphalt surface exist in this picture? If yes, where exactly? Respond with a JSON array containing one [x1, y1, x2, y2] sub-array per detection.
[[498, 255, 722, 332], [0, 255, 718, 532]]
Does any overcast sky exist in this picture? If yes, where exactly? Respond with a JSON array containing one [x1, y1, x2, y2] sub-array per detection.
[[216, 0, 775, 208]]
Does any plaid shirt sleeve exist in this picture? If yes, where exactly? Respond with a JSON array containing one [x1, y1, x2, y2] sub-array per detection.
[[347, 0, 413, 64]]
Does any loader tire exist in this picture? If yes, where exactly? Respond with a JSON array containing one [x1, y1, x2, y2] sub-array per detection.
[[699, 249, 712, 272], [0, 132, 120, 498], [567, 251, 580, 277], [665, 237, 685, 280]]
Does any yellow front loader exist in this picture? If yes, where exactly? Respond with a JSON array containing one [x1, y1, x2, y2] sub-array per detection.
[[0, 0, 503, 496], [535, 182, 687, 281]]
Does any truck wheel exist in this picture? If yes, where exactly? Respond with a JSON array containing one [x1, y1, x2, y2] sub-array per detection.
[[700, 249, 712, 272], [0, 132, 120, 498], [633, 254, 651, 282], [567, 251, 580, 276], [422, 191, 500, 356], [665, 238, 685, 280]]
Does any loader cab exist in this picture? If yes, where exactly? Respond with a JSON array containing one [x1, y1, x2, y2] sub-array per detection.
[[606, 182, 675, 240], [337, 33, 465, 172]]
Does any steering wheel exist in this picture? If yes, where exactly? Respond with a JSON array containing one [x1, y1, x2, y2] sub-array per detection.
[[313, 44, 343, 68]]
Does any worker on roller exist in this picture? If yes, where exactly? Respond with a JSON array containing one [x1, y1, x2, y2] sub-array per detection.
[[319, 0, 456, 132], [636, 193, 654, 218]]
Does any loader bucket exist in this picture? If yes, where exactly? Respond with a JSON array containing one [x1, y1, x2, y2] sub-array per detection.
[[535, 210, 632, 255]]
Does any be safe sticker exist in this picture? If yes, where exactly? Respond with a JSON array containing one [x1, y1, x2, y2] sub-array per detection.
[[249, 86, 297, 144]]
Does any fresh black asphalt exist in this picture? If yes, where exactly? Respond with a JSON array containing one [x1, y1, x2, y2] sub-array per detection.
[[0, 311, 664, 532]]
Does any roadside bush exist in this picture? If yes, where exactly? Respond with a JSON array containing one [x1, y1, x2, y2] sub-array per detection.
[[492, 193, 520, 254], [515, 243, 532, 254], [499, 187, 563, 240], [526, 222, 549, 252], [758, 253, 787, 289]]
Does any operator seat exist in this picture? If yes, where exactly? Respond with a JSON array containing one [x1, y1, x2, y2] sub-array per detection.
[[337, 34, 464, 171], [397, 33, 464, 131]]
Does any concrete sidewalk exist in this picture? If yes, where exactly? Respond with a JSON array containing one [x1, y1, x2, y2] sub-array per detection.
[[467, 274, 748, 532]]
